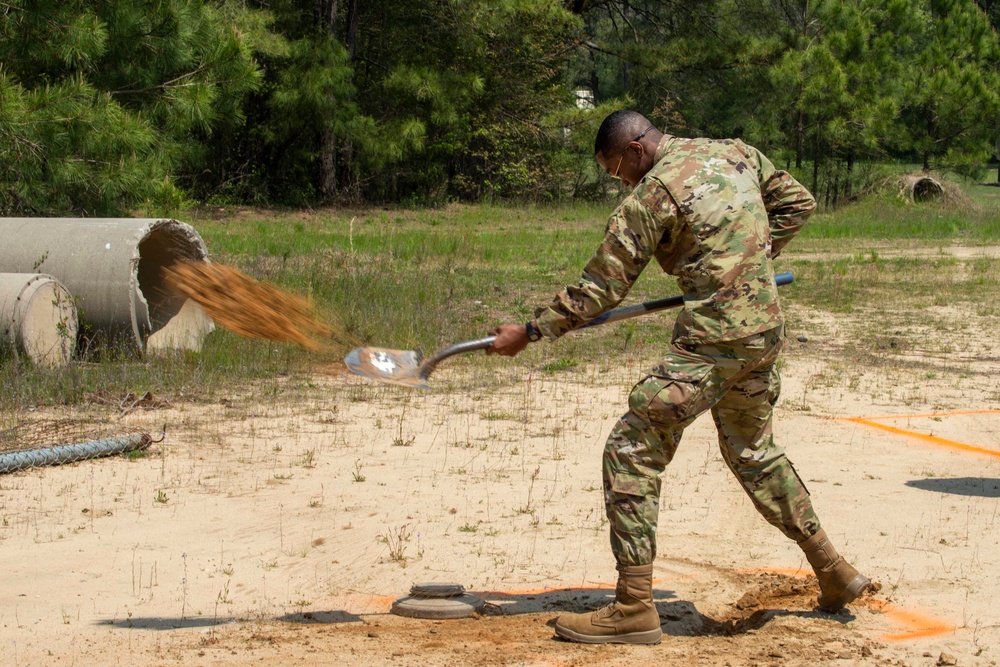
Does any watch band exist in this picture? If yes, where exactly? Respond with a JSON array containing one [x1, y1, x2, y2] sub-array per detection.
[[524, 320, 543, 342]]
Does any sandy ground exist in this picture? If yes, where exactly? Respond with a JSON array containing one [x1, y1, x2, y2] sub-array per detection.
[[2, 309, 1000, 667]]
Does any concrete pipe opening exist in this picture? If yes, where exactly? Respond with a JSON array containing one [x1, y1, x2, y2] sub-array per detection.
[[902, 175, 944, 202], [0, 218, 214, 352], [0, 273, 78, 366]]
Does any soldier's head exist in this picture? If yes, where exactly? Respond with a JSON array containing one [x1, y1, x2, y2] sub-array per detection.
[[594, 110, 662, 189]]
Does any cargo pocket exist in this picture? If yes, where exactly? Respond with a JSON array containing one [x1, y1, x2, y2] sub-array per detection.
[[608, 471, 654, 536], [629, 367, 711, 426]]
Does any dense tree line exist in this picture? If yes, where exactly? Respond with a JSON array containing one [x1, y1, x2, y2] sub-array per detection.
[[0, 0, 997, 215]]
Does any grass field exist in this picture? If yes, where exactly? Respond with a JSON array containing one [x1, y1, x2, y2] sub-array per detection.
[[1, 173, 998, 413]]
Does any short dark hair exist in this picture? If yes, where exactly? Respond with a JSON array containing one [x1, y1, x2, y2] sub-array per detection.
[[594, 110, 651, 158]]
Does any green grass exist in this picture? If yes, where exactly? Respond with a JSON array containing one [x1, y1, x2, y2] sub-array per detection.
[[803, 195, 1000, 241], [1, 177, 998, 410]]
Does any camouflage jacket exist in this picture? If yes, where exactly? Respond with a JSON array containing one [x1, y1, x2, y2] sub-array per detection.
[[534, 135, 815, 344]]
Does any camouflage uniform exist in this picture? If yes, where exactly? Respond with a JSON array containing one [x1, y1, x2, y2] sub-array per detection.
[[534, 135, 819, 566]]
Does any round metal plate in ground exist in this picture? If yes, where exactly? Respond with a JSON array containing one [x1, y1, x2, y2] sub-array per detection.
[[409, 583, 467, 598], [391, 583, 485, 619]]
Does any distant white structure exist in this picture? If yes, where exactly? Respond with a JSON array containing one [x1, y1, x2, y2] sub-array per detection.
[[575, 89, 595, 110]]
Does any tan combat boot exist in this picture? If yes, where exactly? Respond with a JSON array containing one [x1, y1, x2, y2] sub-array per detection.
[[553, 563, 662, 644], [800, 529, 871, 611]]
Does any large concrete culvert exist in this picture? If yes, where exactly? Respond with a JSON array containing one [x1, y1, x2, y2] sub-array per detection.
[[0, 218, 214, 352]]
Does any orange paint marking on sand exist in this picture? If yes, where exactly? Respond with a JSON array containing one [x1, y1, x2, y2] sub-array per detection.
[[847, 409, 1000, 421], [349, 593, 398, 613], [841, 416, 1000, 460], [479, 583, 610, 598], [738, 569, 954, 641], [859, 600, 954, 641]]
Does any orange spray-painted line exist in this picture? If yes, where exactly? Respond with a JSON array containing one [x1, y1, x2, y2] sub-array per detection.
[[847, 409, 1000, 421], [861, 600, 954, 641], [739, 569, 954, 641], [841, 417, 1000, 460]]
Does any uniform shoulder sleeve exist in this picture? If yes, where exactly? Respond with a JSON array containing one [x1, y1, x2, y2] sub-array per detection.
[[744, 144, 815, 256]]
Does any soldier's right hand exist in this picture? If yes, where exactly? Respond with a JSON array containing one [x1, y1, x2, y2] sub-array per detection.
[[487, 324, 530, 357]]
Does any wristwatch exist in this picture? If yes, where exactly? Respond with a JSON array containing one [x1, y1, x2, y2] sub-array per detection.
[[524, 320, 543, 342]]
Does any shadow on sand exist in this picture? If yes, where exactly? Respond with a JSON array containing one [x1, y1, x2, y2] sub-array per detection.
[[471, 586, 854, 637], [95, 585, 854, 636], [96, 609, 364, 629], [906, 477, 1000, 498]]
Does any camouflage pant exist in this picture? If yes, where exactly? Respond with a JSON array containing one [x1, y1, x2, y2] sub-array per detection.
[[604, 327, 820, 566]]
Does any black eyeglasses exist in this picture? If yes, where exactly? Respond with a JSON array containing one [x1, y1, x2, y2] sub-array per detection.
[[612, 126, 656, 179]]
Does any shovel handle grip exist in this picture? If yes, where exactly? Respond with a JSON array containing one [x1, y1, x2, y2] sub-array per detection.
[[419, 336, 497, 380]]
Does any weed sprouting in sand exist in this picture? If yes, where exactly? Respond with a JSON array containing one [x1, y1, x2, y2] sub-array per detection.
[[378, 524, 412, 564], [392, 404, 415, 447], [516, 466, 541, 515]]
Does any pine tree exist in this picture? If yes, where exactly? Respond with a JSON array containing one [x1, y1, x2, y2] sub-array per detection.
[[898, 0, 1000, 176], [0, 0, 264, 215], [217, 0, 581, 204]]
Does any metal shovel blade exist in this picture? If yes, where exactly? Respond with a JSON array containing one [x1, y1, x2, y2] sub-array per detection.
[[343, 347, 430, 389]]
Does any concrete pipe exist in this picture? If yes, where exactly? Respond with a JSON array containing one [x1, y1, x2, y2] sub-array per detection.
[[0, 218, 214, 352], [901, 175, 944, 202], [0, 273, 77, 366]]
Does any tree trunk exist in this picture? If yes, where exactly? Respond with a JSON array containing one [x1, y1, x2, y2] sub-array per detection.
[[924, 111, 934, 172], [811, 135, 820, 198], [795, 110, 804, 169], [327, 0, 338, 30], [346, 0, 360, 57], [830, 165, 839, 207], [845, 149, 854, 199], [316, 0, 340, 201], [319, 130, 338, 202]]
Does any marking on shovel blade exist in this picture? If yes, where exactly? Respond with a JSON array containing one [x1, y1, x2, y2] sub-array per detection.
[[371, 352, 397, 373]]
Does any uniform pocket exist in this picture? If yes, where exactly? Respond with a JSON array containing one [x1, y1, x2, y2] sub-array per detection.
[[611, 471, 651, 497], [628, 367, 712, 426], [608, 471, 654, 536]]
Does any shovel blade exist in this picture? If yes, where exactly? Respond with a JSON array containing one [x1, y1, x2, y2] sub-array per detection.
[[344, 347, 430, 389]]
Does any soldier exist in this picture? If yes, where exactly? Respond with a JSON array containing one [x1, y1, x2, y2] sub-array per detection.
[[488, 110, 870, 645]]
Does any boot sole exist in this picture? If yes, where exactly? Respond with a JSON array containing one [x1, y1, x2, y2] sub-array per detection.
[[819, 573, 871, 612], [554, 624, 662, 645]]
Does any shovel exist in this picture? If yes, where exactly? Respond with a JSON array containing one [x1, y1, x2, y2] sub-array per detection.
[[344, 272, 794, 389]]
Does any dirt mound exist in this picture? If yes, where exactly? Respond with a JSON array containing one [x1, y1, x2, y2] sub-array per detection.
[[891, 172, 975, 207]]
